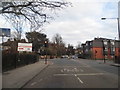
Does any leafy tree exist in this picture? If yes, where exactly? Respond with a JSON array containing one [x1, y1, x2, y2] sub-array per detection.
[[26, 31, 48, 52], [1, 1, 70, 31]]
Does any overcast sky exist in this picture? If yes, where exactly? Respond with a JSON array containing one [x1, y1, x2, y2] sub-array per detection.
[[0, 0, 119, 47]]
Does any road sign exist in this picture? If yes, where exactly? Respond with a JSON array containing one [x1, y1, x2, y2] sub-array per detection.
[[0, 28, 11, 37], [18, 43, 32, 52]]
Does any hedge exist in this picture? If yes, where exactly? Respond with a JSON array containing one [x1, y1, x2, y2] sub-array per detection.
[[2, 51, 39, 72]]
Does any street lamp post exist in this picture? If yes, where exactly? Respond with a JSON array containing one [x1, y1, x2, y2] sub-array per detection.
[[101, 18, 120, 40], [101, 17, 120, 63]]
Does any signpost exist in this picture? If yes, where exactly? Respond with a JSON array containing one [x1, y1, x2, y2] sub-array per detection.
[[18, 43, 32, 52], [0, 28, 11, 51]]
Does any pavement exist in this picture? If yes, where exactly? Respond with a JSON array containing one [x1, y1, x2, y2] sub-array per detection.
[[2, 60, 50, 88], [95, 59, 120, 67]]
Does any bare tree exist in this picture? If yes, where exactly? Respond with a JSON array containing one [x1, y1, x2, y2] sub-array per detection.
[[52, 33, 66, 56], [5, 16, 24, 40], [0, 1, 70, 31], [52, 33, 63, 45], [76, 41, 81, 49]]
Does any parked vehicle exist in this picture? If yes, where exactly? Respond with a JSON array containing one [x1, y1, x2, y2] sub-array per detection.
[[61, 55, 69, 58]]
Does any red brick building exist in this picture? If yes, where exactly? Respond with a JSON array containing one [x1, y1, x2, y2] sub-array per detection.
[[81, 38, 120, 60]]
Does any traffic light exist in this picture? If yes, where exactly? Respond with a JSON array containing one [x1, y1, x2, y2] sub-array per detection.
[[44, 41, 48, 47]]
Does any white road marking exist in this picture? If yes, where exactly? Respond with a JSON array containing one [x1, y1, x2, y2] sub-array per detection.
[[54, 73, 104, 76], [61, 70, 63, 72], [61, 68, 80, 73], [54, 74, 74, 76], [31, 82, 37, 86], [74, 74, 77, 77], [77, 77, 83, 84], [80, 69, 84, 72], [38, 79, 43, 82], [77, 73, 104, 76], [74, 74, 83, 84], [63, 68, 67, 71], [67, 69, 70, 72], [74, 68, 77, 70]]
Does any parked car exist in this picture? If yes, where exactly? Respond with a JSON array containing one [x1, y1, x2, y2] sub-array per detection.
[[61, 55, 69, 58], [71, 55, 78, 59]]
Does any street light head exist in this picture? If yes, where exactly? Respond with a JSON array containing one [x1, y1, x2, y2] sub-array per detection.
[[101, 18, 106, 20]]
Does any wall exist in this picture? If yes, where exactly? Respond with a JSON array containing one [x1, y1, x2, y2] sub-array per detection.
[[92, 47, 104, 59]]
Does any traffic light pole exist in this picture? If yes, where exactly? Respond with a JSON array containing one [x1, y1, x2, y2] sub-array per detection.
[[44, 41, 48, 64], [45, 48, 47, 64]]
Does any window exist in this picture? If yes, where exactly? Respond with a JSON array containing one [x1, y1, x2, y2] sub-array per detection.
[[111, 41, 114, 45], [104, 41, 107, 45], [105, 47, 108, 51], [113, 48, 115, 51], [86, 49, 88, 52]]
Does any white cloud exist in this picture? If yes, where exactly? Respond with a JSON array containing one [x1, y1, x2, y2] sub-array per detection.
[[44, 1, 118, 46], [0, 0, 119, 46]]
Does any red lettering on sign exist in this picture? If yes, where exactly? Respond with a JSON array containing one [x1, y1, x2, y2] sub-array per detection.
[[19, 48, 23, 49]]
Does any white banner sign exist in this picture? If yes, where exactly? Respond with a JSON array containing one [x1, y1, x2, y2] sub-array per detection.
[[18, 43, 32, 52]]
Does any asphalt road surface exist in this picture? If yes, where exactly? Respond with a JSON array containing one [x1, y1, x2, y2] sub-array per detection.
[[22, 58, 119, 88]]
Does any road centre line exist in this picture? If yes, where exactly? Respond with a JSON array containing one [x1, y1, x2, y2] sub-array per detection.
[[74, 74, 83, 84]]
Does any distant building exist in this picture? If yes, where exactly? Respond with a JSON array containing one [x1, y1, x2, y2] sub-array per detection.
[[2, 39, 26, 52], [81, 38, 120, 60]]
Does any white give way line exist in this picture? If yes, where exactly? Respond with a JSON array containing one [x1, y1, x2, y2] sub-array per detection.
[[53, 73, 104, 84], [53, 73, 104, 76]]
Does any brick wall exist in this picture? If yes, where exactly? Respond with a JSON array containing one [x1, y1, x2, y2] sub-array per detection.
[[92, 47, 104, 59], [115, 48, 120, 56]]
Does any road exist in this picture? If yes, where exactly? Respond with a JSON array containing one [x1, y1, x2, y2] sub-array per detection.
[[22, 58, 119, 88]]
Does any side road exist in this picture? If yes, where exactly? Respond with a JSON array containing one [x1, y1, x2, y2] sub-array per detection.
[[2, 60, 50, 88]]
